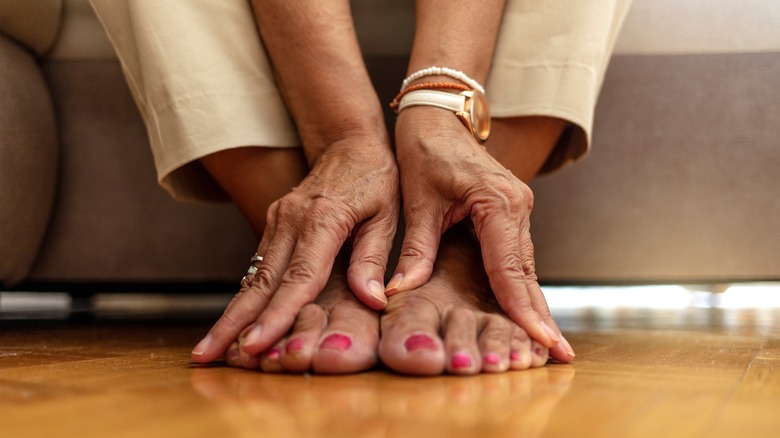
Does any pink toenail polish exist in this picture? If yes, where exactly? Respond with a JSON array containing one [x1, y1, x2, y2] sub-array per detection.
[[510, 351, 521, 361], [484, 353, 501, 366], [227, 348, 239, 362], [320, 334, 352, 352], [286, 338, 304, 353], [267, 348, 280, 360], [451, 352, 472, 369], [534, 347, 544, 357], [404, 334, 438, 352]]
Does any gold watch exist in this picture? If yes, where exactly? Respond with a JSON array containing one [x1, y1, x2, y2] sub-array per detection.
[[397, 89, 491, 142]]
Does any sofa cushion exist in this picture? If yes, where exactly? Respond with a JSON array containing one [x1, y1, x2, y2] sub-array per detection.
[[0, 35, 58, 286]]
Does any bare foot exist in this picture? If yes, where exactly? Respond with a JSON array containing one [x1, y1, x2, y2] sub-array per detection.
[[379, 224, 549, 375], [225, 258, 380, 374]]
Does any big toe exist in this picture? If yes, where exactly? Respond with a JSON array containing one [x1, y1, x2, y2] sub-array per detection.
[[378, 294, 445, 376], [312, 299, 379, 374]]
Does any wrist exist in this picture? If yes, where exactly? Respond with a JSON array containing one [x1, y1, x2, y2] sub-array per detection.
[[300, 111, 389, 167]]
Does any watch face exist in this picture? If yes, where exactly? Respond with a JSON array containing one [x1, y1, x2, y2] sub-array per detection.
[[469, 90, 491, 141]]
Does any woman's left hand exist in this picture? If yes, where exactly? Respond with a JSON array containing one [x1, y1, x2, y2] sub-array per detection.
[[388, 107, 570, 361]]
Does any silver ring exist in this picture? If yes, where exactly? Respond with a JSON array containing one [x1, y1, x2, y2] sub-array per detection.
[[240, 253, 264, 286]]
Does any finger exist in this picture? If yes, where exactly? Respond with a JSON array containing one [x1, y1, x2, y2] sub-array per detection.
[[191, 222, 296, 363], [474, 213, 559, 348], [526, 280, 575, 362], [385, 204, 441, 295], [347, 208, 398, 309], [220, 201, 280, 318], [241, 216, 347, 355]]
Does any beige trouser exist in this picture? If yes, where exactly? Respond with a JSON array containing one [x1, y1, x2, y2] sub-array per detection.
[[91, 0, 632, 202]]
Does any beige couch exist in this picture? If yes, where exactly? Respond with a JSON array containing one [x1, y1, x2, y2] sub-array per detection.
[[2, 0, 779, 289]]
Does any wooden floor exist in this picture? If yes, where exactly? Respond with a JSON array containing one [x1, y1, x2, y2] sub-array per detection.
[[1, 290, 779, 438]]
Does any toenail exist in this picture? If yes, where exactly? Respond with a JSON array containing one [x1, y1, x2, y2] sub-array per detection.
[[267, 348, 280, 360], [286, 338, 304, 353], [227, 348, 239, 362], [510, 351, 521, 361], [534, 347, 544, 357], [451, 352, 472, 369], [319, 334, 352, 352], [484, 353, 501, 366], [404, 334, 438, 352]]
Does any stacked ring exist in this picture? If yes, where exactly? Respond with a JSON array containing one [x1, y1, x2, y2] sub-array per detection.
[[240, 253, 264, 287]]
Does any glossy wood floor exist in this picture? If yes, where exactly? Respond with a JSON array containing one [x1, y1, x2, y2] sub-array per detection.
[[1, 290, 779, 438]]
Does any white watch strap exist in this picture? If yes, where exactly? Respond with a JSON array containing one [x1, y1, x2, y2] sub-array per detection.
[[397, 90, 466, 113]]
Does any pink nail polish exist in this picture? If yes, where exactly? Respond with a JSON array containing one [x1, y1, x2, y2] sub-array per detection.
[[267, 348, 280, 360], [484, 353, 501, 366], [510, 351, 521, 361], [404, 334, 438, 352], [227, 348, 239, 362], [451, 352, 472, 369], [534, 347, 544, 357], [319, 334, 352, 352], [192, 334, 212, 356], [286, 338, 304, 353]]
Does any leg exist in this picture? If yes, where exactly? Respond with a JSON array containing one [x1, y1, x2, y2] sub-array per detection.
[[485, 116, 567, 184], [202, 147, 381, 374]]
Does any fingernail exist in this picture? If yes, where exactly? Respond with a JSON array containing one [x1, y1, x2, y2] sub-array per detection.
[[404, 334, 438, 352], [540, 321, 560, 344], [451, 352, 472, 369], [367, 280, 388, 305], [484, 353, 501, 366], [559, 335, 576, 359], [192, 334, 212, 356], [385, 274, 403, 292], [267, 348, 281, 360], [286, 338, 304, 353], [319, 334, 352, 352], [510, 351, 521, 361], [243, 325, 263, 347]]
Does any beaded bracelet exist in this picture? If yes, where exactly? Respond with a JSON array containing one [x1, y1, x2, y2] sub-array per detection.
[[389, 82, 471, 111], [401, 66, 485, 95]]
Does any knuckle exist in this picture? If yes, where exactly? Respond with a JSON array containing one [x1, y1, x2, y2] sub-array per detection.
[[351, 253, 387, 271], [281, 261, 322, 288]]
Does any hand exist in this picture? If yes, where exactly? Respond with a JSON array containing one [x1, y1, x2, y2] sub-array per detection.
[[389, 108, 571, 360], [192, 138, 399, 362]]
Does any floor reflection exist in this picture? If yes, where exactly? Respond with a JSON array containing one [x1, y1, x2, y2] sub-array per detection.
[[191, 365, 575, 437]]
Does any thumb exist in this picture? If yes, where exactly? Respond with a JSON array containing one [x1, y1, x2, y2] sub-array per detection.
[[386, 208, 441, 295], [347, 211, 397, 310]]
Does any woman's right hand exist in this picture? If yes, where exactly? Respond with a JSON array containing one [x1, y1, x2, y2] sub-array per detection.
[[192, 137, 399, 362]]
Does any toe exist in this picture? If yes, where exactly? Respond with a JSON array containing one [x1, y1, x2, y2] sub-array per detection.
[[225, 341, 241, 368], [279, 303, 327, 373], [379, 294, 445, 375], [530, 340, 550, 367], [260, 341, 285, 373], [477, 315, 512, 373], [312, 299, 379, 374], [509, 326, 533, 370], [442, 308, 481, 375]]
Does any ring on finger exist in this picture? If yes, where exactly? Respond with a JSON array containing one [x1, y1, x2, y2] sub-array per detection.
[[240, 253, 264, 287]]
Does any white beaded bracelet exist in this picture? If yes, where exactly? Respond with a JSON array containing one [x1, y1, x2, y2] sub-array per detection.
[[401, 66, 486, 94]]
